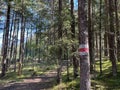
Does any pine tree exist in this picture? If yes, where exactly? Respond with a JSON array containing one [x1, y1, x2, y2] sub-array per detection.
[[78, 0, 91, 89]]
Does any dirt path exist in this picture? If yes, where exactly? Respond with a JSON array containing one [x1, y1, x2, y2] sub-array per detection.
[[0, 70, 57, 90]]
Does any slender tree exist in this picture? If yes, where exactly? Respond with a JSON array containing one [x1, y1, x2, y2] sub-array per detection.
[[99, 0, 102, 75], [71, 0, 79, 78], [56, 0, 63, 84], [13, 13, 19, 72], [108, 0, 117, 76], [104, 0, 109, 57], [88, 0, 95, 73]]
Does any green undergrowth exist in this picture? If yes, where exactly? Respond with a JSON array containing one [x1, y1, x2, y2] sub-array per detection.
[[52, 60, 120, 90], [52, 67, 80, 90], [1, 60, 120, 90], [93, 60, 120, 90]]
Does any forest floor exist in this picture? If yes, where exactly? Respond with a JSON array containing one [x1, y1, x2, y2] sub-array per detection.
[[0, 70, 57, 90], [1, 60, 120, 90]]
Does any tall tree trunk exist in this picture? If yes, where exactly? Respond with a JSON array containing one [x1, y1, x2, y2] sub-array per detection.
[[8, 11, 14, 65], [1, 2, 11, 77], [78, 0, 91, 89], [12, 13, 20, 72], [36, 28, 38, 58], [104, 0, 109, 57], [108, 0, 117, 76], [99, 0, 102, 75], [10, 13, 17, 68], [71, 0, 79, 78], [95, 32, 99, 58], [88, 0, 95, 74], [18, 15, 25, 75], [115, 0, 120, 61], [57, 0, 62, 84], [30, 26, 32, 59], [25, 23, 29, 59], [13, 13, 19, 72], [38, 29, 41, 61]]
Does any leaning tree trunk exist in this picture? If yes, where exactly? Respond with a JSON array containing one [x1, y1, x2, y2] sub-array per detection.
[[1, 2, 11, 77], [78, 0, 90, 89]]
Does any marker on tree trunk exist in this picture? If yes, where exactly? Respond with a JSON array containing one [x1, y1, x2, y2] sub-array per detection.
[[78, 44, 89, 55]]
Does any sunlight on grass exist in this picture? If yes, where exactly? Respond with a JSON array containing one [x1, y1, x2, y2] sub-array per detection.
[[52, 60, 120, 90], [94, 60, 120, 90], [52, 83, 67, 90], [52, 78, 80, 90]]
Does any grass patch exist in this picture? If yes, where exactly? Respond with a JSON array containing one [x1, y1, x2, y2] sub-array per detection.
[[52, 60, 120, 90], [52, 67, 80, 90], [92, 60, 120, 90]]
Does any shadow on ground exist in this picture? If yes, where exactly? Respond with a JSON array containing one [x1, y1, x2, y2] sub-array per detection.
[[0, 71, 57, 90]]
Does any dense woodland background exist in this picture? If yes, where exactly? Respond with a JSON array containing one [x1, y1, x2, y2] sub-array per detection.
[[0, 0, 120, 90]]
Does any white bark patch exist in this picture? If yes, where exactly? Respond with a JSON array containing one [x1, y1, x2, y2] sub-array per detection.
[[79, 44, 89, 55], [79, 44, 88, 48]]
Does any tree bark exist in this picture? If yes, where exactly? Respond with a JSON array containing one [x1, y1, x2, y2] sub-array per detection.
[[115, 0, 120, 61], [78, 0, 91, 89]]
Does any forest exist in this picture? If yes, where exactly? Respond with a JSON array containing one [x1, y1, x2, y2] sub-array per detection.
[[0, 0, 120, 90]]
